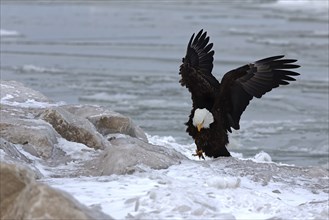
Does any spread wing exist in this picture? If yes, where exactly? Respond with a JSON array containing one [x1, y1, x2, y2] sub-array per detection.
[[179, 29, 220, 109], [216, 55, 300, 131]]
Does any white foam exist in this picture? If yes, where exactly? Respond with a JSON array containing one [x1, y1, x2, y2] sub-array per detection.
[[267, 0, 329, 14], [253, 151, 272, 163], [19, 65, 61, 74], [277, 0, 329, 8], [0, 98, 64, 109], [0, 29, 20, 37], [80, 92, 138, 102]]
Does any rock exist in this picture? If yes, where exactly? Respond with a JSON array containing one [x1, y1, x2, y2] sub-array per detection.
[[1, 80, 185, 177], [0, 138, 44, 179], [90, 136, 185, 175], [40, 107, 109, 150], [0, 162, 113, 220], [63, 105, 148, 142], [0, 80, 50, 104], [0, 138, 31, 163], [0, 81, 60, 159], [0, 118, 59, 159]]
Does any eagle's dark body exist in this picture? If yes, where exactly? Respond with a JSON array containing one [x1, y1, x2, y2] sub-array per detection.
[[179, 30, 300, 158]]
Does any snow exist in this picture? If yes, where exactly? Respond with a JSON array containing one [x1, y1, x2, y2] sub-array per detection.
[[43, 158, 328, 220], [56, 138, 96, 160], [35, 135, 328, 220], [1, 126, 327, 219]]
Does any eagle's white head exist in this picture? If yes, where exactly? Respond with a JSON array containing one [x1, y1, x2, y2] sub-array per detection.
[[192, 108, 214, 132]]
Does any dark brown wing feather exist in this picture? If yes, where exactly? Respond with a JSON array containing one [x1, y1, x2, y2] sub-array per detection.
[[179, 29, 220, 109], [216, 55, 300, 131]]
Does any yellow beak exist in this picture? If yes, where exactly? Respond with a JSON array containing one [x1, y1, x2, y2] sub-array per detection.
[[197, 123, 203, 132]]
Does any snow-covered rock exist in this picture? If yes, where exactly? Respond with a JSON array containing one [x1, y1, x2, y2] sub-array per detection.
[[0, 138, 31, 163], [1, 117, 59, 158], [0, 80, 184, 177], [0, 80, 328, 220], [63, 104, 148, 142], [0, 80, 50, 104], [91, 136, 185, 175], [0, 138, 45, 178], [41, 107, 109, 150]]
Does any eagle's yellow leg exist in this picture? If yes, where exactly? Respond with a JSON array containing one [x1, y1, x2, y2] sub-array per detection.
[[192, 149, 205, 160]]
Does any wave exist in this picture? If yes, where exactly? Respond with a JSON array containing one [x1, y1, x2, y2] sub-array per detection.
[[268, 0, 329, 19], [0, 29, 20, 37], [0, 94, 64, 109], [239, 0, 328, 9], [276, 0, 329, 8], [17, 65, 62, 74], [80, 92, 138, 103]]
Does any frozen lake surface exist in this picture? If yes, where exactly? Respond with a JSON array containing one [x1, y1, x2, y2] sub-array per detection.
[[1, 0, 328, 166]]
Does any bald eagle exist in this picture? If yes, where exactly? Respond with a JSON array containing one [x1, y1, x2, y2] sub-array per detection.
[[179, 29, 300, 159]]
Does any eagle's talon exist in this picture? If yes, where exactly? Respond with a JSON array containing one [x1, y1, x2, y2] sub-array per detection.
[[192, 150, 205, 160]]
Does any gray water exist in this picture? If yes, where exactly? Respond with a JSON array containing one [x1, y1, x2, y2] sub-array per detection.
[[1, 0, 328, 167]]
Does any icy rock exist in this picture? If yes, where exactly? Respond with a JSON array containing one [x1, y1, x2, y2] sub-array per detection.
[[0, 138, 44, 178], [0, 81, 60, 158], [0, 162, 113, 220], [63, 105, 148, 142], [0, 117, 58, 159], [0, 138, 31, 163], [40, 107, 109, 150], [0, 80, 50, 103], [90, 136, 186, 175], [0, 80, 185, 178]]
